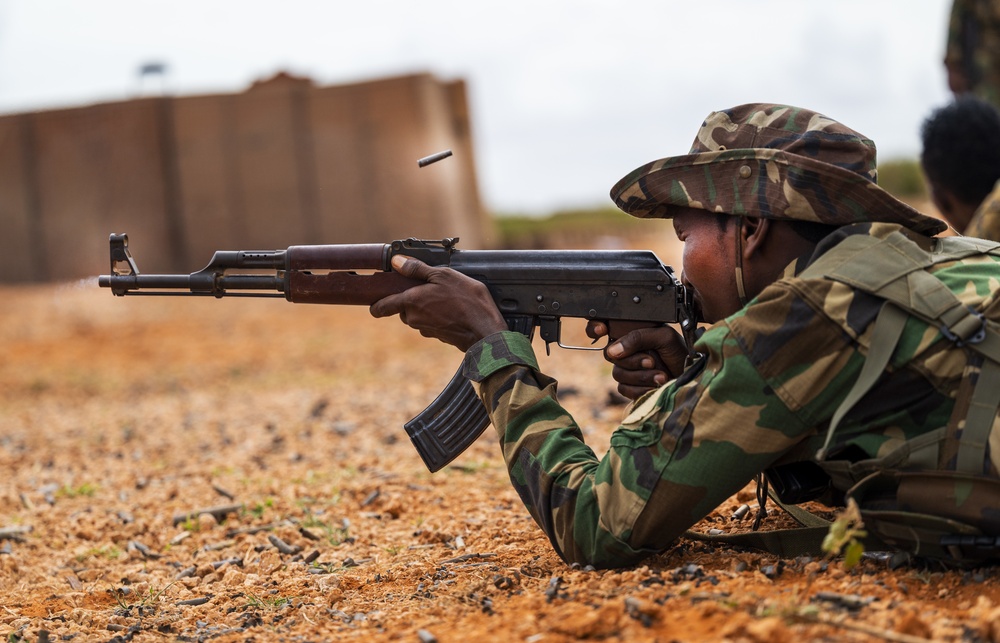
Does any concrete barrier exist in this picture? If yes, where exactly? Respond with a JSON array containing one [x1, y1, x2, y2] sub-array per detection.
[[0, 71, 490, 282]]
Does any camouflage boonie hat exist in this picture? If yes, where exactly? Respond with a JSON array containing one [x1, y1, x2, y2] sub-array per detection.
[[611, 103, 948, 235]]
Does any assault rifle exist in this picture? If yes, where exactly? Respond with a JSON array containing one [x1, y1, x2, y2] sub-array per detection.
[[99, 233, 697, 472]]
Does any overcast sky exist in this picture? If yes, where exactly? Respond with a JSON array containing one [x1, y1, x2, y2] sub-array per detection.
[[0, 0, 956, 214]]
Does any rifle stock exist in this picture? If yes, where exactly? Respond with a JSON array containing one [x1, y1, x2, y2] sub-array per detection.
[[99, 233, 697, 472]]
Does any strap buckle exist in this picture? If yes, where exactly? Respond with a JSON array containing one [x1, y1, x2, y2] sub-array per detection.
[[941, 308, 986, 346]]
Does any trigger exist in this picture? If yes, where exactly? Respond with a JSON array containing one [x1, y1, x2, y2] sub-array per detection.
[[538, 318, 558, 356], [538, 317, 560, 350]]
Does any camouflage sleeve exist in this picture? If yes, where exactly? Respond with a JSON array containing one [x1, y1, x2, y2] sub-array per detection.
[[464, 293, 840, 568], [945, 0, 969, 68], [966, 180, 1000, 241]]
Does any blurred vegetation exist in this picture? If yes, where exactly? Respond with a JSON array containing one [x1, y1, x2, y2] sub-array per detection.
[[494, 206, 656, 248], [877, 158, 927, 200]]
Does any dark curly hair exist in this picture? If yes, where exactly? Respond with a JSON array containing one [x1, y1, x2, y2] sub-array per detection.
[[920, 95, 1000, 205]]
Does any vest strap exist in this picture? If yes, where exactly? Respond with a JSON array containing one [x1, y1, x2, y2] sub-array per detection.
[[959, 358, 1000, 473], [816, 302, 909, 461]]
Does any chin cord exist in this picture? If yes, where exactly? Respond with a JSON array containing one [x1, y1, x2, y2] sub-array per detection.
[[734, 219, 749, 307]]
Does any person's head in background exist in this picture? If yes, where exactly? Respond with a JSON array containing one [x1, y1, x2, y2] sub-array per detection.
[[920, 95, 1000, 232]]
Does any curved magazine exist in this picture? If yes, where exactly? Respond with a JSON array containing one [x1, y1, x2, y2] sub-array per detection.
[[404, 370, 490, 472]]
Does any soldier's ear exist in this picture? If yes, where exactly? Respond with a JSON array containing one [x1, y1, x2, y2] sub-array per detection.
[[742, 217, 769, 260], [931, 185, 955, 218]]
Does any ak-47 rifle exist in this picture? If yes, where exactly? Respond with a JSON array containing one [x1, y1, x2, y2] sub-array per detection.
[[99, 233, 697, 472]]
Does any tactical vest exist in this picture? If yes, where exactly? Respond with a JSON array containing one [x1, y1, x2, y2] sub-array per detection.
[[689, 230, 1000, 566]]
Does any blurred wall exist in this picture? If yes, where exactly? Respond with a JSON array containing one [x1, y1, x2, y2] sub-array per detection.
[[0, 72, 490, 282]]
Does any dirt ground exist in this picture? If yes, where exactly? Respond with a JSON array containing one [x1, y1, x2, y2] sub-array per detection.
[[2, 270, 1000, 642]]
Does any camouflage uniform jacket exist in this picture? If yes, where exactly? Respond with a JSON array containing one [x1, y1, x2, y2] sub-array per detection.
[[967, 178, 1000, 241], [462, 222, 1000, 569]]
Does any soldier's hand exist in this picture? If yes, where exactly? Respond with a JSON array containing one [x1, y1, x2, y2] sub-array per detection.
[[586, 321, 690, 400], [370, 255, 508, 352]]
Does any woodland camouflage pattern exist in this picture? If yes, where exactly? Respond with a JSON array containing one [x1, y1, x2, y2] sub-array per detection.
[[463, 222, 1000, 568], [967, 178, 1000, 240], [946, 0, 1000, 108], [459, 104, 999, 568], [611, 104, 947, 236]]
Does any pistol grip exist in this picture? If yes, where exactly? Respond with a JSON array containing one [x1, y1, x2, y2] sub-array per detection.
[[605, 319, 663, 342]]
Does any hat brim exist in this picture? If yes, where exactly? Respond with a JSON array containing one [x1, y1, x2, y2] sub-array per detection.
[[611, 148, 947, 236]]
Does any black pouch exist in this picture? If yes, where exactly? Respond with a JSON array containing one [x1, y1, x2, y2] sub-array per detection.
[[765, 461, 832, 505]]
